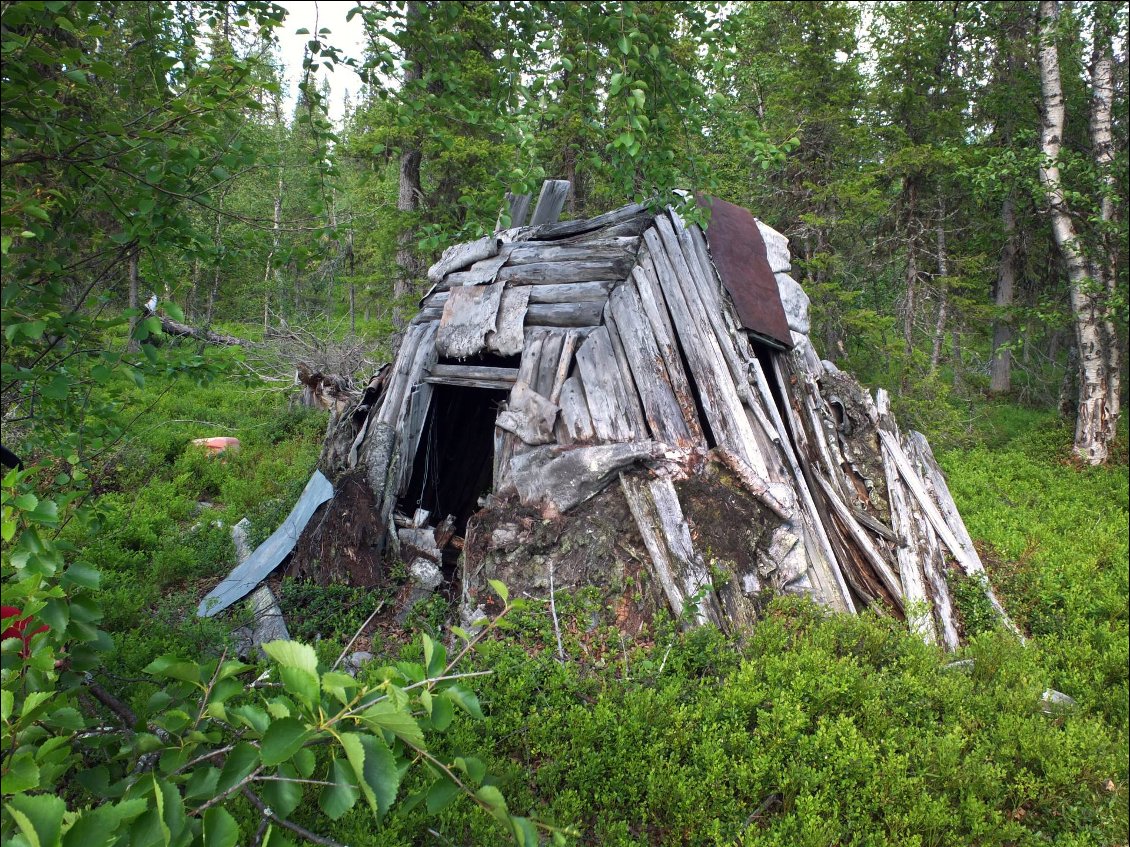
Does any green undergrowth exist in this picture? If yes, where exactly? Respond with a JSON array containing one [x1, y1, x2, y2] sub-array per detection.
[[69, 366, 1128, 845]]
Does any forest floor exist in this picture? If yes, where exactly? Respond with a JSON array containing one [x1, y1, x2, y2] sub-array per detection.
[[82, 347, 1128, 846]]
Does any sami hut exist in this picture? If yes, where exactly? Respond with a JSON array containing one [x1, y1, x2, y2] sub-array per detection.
[[296, 185, 1015, 649]]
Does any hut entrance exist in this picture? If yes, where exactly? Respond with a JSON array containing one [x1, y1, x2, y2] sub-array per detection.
[[400, 382, 507, 537]]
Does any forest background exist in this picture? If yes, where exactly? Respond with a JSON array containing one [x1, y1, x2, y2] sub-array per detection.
[[1, 1, 1127, 846]]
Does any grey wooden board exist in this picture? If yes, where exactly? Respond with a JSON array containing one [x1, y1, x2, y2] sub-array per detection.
[[535, 330, 566, 397], [377, 323, 429, 428], [486, 285, 530, 356], [525, 301, 605, 327], [423, 375, 515, 390], [428, 235, 500, 284], [575, 326, 637, 442], [531, 202, 648, 240], [507, 192, 532, 228], [497, 259, 633, 285], [198, 470, 334, 617], [549, 330, 580, 403], [505, 238, 639, 266], [437, 282, 503, 359], [397, 380, 434, 494], [631, 257, 704, 444], [556, 374, 594, 444], [509, 441, 660, 516], [498, 329, 548, 485], [526, 280, 613, 304], [427, 364, 518, 383], [603, 299, 649, 437], [529, 179, 572, 226], [443, 253, 509, 288], [608, 282, 693, 448]]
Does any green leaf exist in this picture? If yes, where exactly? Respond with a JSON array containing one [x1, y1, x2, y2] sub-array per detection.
[[428, 694, 454, 731], [42, 375, 69, 400], [618, 34, 630, 54], [262, 640, 318, 675], [260, 764, 302, 818], [318, 758, 359, 820], [277, 666, 320, 709], [425, 775, 459, 814], [202, 807, 239, 847], [292, 747, 316, 779], [442, 686, 484, 720], [62, 562, 100, 590], [511, 816, 539, 846], [143, 655, 201, 684], [360, 701, 425, 747], [6, 792, 65, 847], [62, 798, 148, 847], [338, 732, 399, 817], [487, 579, 509, 604], [260, 717, 311, 767], [4, 753, 41, 792], [215, 742, 259, 796], [476, 784, 509, 822]]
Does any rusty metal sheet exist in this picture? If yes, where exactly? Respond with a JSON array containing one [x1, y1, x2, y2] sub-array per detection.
[[697, 195, 793, 350]]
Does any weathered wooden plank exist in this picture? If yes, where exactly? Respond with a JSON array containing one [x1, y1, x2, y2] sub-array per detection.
[[603, 300, 650, 438], [496, 381, 558, 445], [549, 330, 580, 404], [497, 258, 634, 285], [526, 280, 614, 304], [496, 329, 548, 488], [442, 253, 509, 287], [766, 354, 858, 613], [530, 201, 648, 240], [556, 374, 594, 444], [631, 257, 705, 444], [644, 223, 767, 477], [427, 235, 500, 284], [877, 427, 1023, 639], [376, 323, 429, 428], [508, 441, 659, 516], [620, 475, 723, 627], [535, 330, 566, 397], [529, 179, 572, 226], [504, 238, 639, 266], [397, 380, 434, 494], [436, 282, 503, 359], [486, 285, 530, 356], [506, 192, 532, 228], [423, 375, 515, 391], [524, 301, 605, 328], [575, 326, 637, 442], [607, 283, 693, 448], [713, 447, 794, 522], [814, 474, 904, 613], [905, 431, 980, 559], [427, 364, 517, 382], [874, 390, 939, 645]]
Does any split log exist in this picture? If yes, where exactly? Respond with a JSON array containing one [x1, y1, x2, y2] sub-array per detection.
[[427, 235, 501, 284], [607, 283, 694, 448], [424, 364, 518, 391], [508, 440, 662, 516], [505, 192, 532, 228], [874, 389, 940, 644], [534, 330, 566, 398], [530, 202, 649, 240], [575, 326, 639, 442], [602, 300, 650, 438], [556, 375, 595, 444], [529, 179, 572, 226], [497, 259, 633, 285], [526, 280, 614, 304], [160, 316, 245, 346], [549, 330, 580, 404], [441, 253, 509, 288], [436, 282, 503, 359], [631, 256, 705, 444], [486, 285, 530, 356], [712, 447, 795, 522], [524, 301, 605, 328], [505, 238, 639, 266], [620, 475, 723, 628]]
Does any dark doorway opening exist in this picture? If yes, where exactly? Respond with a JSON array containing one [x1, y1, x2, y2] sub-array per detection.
[[400, 384, 508, 538]]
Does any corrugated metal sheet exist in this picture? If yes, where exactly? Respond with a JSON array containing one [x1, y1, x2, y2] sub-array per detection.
[[697, 196, 793, 349], [197, 470, 334, 617]]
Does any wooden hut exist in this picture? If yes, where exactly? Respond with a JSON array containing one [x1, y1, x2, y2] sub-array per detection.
[[303, 186, 1015, 649]]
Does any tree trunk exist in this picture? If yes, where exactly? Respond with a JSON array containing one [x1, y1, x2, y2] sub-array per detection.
[[394, 1, 424, 302], [990, 196, 1017, 393], [929, 210, 948, 374], [1037, 0, 1115, 465], [205, 195, 225, 329], [127, 247, 140, 353]]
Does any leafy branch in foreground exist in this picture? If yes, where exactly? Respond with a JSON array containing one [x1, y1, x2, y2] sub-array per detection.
[[1, 467, 568, 847]]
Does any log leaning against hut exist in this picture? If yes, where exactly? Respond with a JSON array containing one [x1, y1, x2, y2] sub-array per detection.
[[299, 189, 1016, 648]]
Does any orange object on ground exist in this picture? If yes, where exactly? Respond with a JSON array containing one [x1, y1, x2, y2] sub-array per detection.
[[191, 436, 241, 454]]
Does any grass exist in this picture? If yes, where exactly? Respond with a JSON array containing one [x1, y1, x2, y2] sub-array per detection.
[[69, 363, 1128, 846]]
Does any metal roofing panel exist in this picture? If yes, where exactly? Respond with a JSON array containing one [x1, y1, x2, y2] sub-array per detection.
[[697, 195, 793, 349]]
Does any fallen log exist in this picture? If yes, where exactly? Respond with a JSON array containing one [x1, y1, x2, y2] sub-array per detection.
[[160, 316, 246, 346]]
